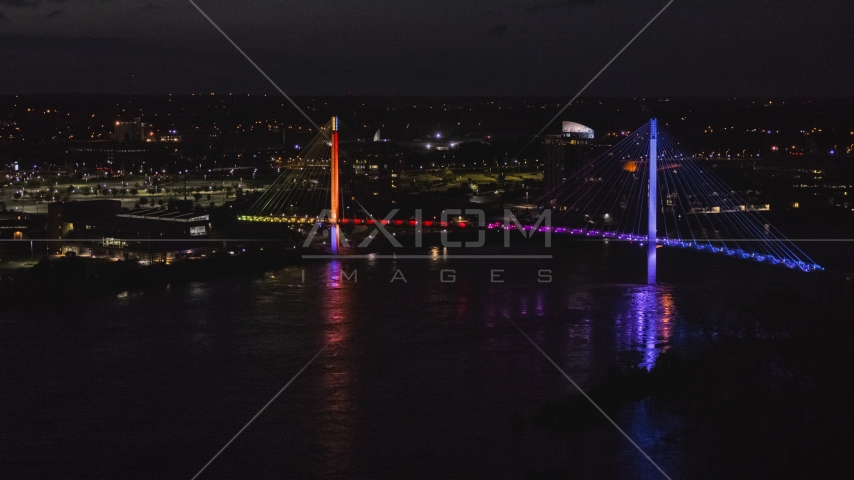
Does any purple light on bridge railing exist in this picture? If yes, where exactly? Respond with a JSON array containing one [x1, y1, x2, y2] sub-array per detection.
[[555, 227, 567, 233], [571, 228, 584, 235], [523, 225, 533, 231]]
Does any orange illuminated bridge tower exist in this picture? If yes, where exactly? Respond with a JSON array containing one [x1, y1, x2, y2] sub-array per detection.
[[238, 116, 346, 253], [330, 117, 340, 224], [330, 116, 341, 253]]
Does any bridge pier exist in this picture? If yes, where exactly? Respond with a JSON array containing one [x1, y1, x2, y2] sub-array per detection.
[[648, 119, 658, 285], [331, 225, 339, 254]]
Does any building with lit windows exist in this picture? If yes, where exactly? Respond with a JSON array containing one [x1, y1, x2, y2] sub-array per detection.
[[0, 212, 37, 240], [543, 121, 595, 194], [113, 117, 149, 142]]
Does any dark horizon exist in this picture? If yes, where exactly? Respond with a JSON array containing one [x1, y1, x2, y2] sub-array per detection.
[[6, 93, 854, 99], [1, 0, 853, 97]]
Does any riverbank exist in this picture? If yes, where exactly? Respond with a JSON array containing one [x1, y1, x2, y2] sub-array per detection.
[[0, 246, 315, 308]]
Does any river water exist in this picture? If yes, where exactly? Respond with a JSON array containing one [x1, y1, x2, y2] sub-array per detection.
[[0, 238, 828, 479]]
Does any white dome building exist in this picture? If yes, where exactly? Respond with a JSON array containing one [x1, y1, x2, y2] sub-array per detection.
[[561, 121, 594, 139]]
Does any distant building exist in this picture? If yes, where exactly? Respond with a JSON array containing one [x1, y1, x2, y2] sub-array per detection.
[[115, 208, 210, 239], [47, 203, 212, 261], [113, 117, 149, 142], [543, 121, 595, 194], [48, 199, 122, 240], [561, 121, 594, 140], [0, 211, 40, 240], [156, 131, 182, 143]]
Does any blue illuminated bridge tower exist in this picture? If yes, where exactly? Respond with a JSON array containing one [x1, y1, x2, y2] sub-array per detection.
[[647, 119, 658, 285], [530, 118, 822, 283]]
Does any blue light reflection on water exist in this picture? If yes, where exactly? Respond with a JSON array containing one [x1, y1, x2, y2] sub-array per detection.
[[616, 286, 675, 370]]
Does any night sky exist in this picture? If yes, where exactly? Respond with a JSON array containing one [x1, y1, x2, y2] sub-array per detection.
[[1, 0, 852, 96]]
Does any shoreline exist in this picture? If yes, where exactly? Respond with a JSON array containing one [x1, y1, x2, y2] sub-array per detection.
[[0, 246, 317, 309]]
